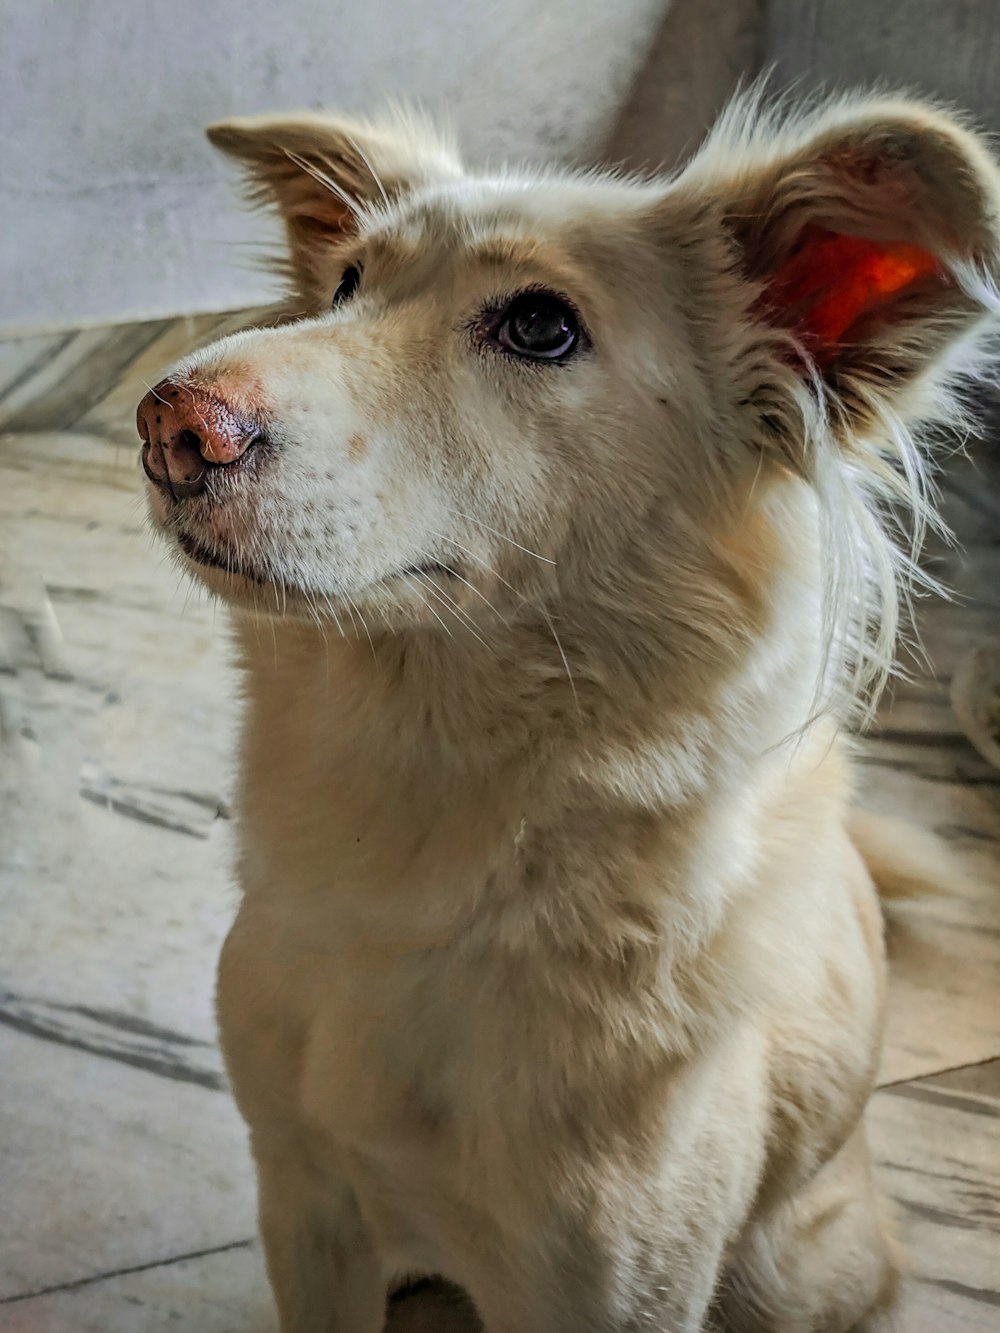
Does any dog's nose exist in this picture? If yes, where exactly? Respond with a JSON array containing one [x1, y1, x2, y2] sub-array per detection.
[[137, 379, 259, 499]]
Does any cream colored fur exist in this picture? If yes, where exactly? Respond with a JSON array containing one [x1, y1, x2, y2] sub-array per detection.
[[143, 92, 1000, 1331]]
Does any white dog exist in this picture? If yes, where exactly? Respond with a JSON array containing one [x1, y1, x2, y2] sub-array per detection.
[[138, 91, 1000, 1331]]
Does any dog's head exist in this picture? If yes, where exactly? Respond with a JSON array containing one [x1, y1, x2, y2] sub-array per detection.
[[139, 94, 1000, 720]]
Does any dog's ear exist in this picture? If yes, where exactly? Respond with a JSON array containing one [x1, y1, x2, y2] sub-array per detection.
[[206, 109, 461, 292], [668, 95, 1000, 438]]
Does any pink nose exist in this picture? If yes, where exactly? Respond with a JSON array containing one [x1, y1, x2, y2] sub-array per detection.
[[137, 379, 260, 499]]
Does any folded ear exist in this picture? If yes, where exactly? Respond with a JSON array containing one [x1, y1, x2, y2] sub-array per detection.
[[206, 109, 462, 294], [669, 94, 1000, 438]]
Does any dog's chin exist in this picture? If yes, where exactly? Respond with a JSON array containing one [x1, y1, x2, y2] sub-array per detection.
[[175, 529, 279, 586], [170, 528, 463, 630], [171, 530, 300, 614]]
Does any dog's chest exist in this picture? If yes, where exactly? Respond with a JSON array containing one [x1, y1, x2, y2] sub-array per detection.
[[220, 876, 590, 1179], [220, 906, 449, 1140]]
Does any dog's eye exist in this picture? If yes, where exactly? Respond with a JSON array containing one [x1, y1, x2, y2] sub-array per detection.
[[496, 291, 582, 362], [331, 265, 362, 308]]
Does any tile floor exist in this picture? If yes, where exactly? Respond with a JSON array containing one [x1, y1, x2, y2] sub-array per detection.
[[0, 322, 997, 1330]]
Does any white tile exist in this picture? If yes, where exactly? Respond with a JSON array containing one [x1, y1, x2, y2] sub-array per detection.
[[869, 1062, 1000, 1332], [855, 750, 1000, 1086], [1, 1244, 272, 1333], [0, 1026, 256, 1299]]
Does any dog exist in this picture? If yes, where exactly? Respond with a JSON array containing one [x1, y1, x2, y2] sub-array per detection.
[[137, 90, 1000, 1331]]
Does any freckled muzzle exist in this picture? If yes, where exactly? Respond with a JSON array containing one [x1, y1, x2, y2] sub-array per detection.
[[136, 379, 262, 500]]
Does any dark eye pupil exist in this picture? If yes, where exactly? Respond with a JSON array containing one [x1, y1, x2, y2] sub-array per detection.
[[499, 293, 579, 360], [512, 306, 567, 348], [332, 265, 361, 307]]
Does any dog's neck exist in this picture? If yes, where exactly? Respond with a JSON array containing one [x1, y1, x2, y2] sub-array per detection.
[[228, 549, 824, 939], [232, 586, 813, 773]]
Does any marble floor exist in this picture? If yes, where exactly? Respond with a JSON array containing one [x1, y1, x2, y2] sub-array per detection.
[[0, 319, 998, 1331]]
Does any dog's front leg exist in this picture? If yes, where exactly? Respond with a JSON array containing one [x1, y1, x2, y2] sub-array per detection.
[[255, 1146, 384, 1333], [467, 1218, 722, 1333], [473, 1261, 717, 1333]]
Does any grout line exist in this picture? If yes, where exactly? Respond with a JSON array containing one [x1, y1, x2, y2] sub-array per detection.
[[0, 1238, 256, 1305], [876, 1051, 1000, 1092]]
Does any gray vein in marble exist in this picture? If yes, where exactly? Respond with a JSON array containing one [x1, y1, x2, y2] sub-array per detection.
[[0, 333, 77, 407], [895, 1197, 986, 1233], [78, 766, 229, 838], [857, 753, 1000, 787], [920, 1278, 1000, 1310], [0, 992, 226, 1091]]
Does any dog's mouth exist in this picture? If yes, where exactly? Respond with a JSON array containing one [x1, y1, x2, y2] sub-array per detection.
[[176, 530, 268, 583], [176, 530, 458, 595]]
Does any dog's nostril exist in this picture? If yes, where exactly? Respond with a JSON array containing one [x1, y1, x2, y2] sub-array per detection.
[[178, 427, 205, 455]]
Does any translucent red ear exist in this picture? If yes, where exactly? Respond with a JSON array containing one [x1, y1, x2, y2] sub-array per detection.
[[762, 224, 943, 367]]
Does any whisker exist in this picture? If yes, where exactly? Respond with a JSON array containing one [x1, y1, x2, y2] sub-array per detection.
[[317, 588, 348, 640], [438, 503, 556, 565], [400, 520, 579, 708], [344, 590, 378, 661], [402, 521, 522, 598], [412, 573, 495, 653], [441, 566, 510, 625], [407, 582, 453, 638], [339, 593, 361, 637], [539, 603, 582, 724], [138, 377, 171, 408]]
